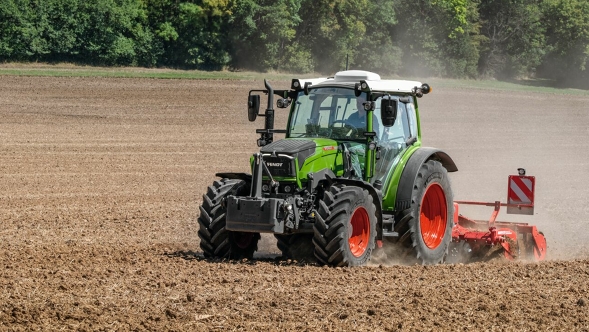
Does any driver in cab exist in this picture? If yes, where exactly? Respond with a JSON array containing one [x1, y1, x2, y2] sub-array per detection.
[[345, 95, 380, 137]]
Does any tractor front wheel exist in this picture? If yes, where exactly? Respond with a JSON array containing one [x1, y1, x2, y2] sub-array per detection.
[[313, 184, 377, 266], [275, 234, 315, 262], [395, 160, 453, 264], [197, 179, 260, 259]]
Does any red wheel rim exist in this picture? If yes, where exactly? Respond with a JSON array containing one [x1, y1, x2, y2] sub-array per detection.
[[420, 183, 448, 249], [349, 207, 370, 257], [234, 232, 254, 249]]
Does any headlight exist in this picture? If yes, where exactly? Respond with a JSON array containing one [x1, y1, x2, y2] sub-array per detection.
[[284, 185, 292, 193], [262, 184, 270, 192]]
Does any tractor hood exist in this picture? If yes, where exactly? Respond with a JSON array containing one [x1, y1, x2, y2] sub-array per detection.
[[259, 138, 340, 179], [260, 138, 317, 167], [261, 138, 316, 154], [260, 138, 339, 160]]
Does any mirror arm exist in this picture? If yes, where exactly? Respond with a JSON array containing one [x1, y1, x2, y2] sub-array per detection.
[[272, 90, 297, 99]]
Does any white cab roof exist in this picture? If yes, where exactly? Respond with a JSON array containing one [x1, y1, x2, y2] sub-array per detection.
[[294, 70, 423, 94]]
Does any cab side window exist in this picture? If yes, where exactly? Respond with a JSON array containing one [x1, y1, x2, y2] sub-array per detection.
[[380, 101, 409, 143], [406, 101, 418, 139]]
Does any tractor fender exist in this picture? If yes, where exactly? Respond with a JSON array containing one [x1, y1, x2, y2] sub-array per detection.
[[327, 175, 384, 239], [215, 172, 252, 183], [394, 147, 457, 211]]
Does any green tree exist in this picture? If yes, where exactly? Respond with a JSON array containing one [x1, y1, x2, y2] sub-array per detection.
[[477, 0, 546, 79], [145, 0, 235, 69], [35, 0, 81, 62], [392, 0, 480, 78], [0, 0, 46, 60], [177, 1, 233, 69], [0, 0, 156, 66], [296, 0, 370, 74], [225, 0, 257, 69], [143, 0, 180, 66], [228, 0, 305, 72], [540, 0, 589, 86], [353, 0, 401, 75], [76, 0, 155, 66]]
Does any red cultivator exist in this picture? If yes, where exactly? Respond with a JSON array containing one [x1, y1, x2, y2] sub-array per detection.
[[449, 169, 547, 263]]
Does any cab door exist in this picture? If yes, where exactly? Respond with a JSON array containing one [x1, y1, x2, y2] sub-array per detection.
[[373, 96, 416, 190]]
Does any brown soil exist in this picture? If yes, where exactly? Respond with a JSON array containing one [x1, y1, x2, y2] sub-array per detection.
[[1, 75, 588, 331]]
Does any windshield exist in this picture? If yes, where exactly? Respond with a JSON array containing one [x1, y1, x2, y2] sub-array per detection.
[[288, 87, 371, 140]]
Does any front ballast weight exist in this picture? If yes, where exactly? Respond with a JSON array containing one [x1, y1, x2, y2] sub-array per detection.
[[225, 195, 298, 233]]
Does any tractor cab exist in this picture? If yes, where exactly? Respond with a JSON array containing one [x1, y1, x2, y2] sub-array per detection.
[[249, 70, 429, 193]]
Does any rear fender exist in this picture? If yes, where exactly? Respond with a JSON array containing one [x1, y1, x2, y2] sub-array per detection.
[[394, 147, 457, 211]]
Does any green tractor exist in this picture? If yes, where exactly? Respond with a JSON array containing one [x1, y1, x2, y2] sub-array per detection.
[[197, 70, 458, 266]]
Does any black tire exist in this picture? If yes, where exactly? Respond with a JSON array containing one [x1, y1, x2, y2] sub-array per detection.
[[313, 184, 377, 267], [275, 234, 315, 262], [197, 179, 261, 259], [394, 160, 453, 264]]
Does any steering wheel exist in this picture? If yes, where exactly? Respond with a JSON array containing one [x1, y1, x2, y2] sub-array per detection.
[[330, 120, 359, 138]]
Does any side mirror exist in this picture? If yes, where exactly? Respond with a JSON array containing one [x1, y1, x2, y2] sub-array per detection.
[[248, 95, 260, 122], [381, 98, 398, 127]]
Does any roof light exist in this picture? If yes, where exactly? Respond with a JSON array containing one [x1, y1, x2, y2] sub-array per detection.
[[413, 84, 432, 98], [363, 101, 375, 111], [421, 83, 431, 94]]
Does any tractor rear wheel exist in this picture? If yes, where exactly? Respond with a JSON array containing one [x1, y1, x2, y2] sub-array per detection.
[[197, 179, 261, 259], [395, 160, 453, 264], [275, 234, 315, 262], [313, 184, 377, 266]]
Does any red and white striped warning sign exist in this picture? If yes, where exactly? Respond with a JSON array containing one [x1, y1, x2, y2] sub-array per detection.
[[507, 175, 535, 215]]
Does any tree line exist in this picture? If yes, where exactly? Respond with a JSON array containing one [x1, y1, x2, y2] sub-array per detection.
[[1, 0, 588, 85]]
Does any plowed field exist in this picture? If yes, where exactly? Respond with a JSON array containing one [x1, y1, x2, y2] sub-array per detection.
[[1, 75, 588, 331]]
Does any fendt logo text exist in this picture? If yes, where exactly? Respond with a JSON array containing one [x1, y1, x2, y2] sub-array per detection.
[[267, 162, 283, 167]]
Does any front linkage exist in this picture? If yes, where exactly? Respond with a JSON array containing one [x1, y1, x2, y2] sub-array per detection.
[[225, 152, 314, 234]]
